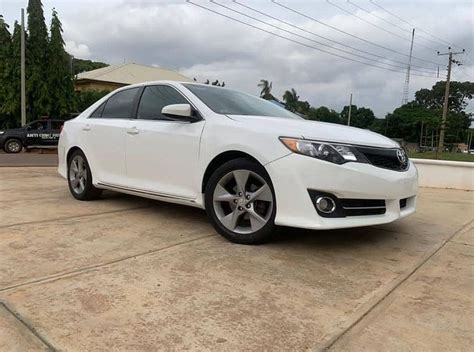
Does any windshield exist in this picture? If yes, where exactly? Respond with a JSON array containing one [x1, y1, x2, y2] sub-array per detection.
[[183, 84, 300, 119]]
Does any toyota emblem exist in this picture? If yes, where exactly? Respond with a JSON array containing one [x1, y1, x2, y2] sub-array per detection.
[[397, 148, 407, 164]]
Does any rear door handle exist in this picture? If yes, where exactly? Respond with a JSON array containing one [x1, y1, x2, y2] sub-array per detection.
[[127, 127, 139, 135], [82, 124, 91, 131]]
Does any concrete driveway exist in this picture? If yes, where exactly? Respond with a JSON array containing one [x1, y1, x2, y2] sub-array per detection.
[[0, 167, 472, 351]]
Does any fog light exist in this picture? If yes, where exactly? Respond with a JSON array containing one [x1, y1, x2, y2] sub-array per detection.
[[315, 196, 336, 214]]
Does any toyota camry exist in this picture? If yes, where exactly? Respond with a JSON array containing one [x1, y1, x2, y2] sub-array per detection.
[[58, 81, 418, 244]]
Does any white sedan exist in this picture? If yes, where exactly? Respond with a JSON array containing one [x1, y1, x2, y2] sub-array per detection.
[[58, 81, 418, 244]]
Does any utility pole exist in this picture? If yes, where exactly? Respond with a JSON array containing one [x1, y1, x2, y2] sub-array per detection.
[[347, 93, 352, 126], [20, 8, 26, 127], [437, 47, 465, 155], [402, 28, 415, 105]]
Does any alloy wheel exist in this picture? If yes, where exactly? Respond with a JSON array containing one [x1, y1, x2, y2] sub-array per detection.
[[213, 169, 274, 234], [7, 140, 21, 153], [69, 155, 87, 195]]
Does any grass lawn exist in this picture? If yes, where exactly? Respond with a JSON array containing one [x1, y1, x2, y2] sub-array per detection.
[[409, 152, 474, 162]]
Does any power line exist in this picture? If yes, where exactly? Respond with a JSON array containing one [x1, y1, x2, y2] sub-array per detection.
[[346, 0, 441, 51], [213, 1, 435, 73], [234, 0, 436, 72], [328, 0, 444, 57], [272, 0, 442, 67], [369, 0, 465, 50], [186, 1, 435, 77], [326, 0, 415, 47]]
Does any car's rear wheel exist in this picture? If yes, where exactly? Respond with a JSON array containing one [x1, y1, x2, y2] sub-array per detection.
[[67, 150, 101, 200], [4, 139, 23, 153], [205, 158, 276, 244]]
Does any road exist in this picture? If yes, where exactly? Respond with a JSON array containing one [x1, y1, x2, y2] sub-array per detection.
[[0, 151, 58, 167], [0, 167, 472, 351]]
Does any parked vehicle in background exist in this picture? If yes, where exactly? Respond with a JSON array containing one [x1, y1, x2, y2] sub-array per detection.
[[0, 120, 64, 153], [58, 81, 418, 244]]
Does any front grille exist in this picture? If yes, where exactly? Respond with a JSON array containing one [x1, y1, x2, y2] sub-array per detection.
[[341, 198, 386, 216], [400, 198, 407, 209], [355, 146, 409, 172]]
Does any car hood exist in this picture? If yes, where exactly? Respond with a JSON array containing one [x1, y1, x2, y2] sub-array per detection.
[[228, 115, 398, 148], [1, 127, 24, 133]]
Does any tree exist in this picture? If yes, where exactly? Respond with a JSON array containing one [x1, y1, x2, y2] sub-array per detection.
[[367, 118, 386, 135], [283, 88, 299, 112], [258, 79, 275, 100], [307, 106, 341, 124], [72, 58, 108, 75], [0, 18, 20, 129], [389, 81, 474, 145], [385, 103, 436, 143], [8, 22, 22, 122], [74, 89, 110, 113], [0, 16, 12, 114], [415, 81, 474, 114], [48, 8, 74, 118], [26, 0, 50, 120], [340, 105, 375, 129]]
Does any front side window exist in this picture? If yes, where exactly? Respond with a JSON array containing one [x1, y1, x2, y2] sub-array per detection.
[[28, 121, 48, 130], [137, 85, 188, 120], [183, 84, 300, 119], [101, 88, 139, 119]]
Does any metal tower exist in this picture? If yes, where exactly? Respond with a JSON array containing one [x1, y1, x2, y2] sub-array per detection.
[[402, 28, 415, 105]]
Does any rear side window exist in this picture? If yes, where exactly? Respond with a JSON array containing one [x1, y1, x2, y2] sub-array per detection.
[[137, 85, 188, 120], [90, 102, 106, 118], [102, 88, 140, 119]]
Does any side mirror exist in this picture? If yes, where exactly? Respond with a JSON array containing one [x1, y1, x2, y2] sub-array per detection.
[[161, 104, 196, 121]]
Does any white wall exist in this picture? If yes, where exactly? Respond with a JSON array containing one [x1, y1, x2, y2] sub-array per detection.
[[412, 159, 474, 191]]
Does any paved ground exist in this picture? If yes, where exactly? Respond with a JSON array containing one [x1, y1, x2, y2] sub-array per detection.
[[0, 150, 58, 167], [0, 167, 472, 351]]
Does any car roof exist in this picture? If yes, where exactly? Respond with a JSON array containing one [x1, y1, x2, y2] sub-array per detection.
[[120, 80, 224, 90]]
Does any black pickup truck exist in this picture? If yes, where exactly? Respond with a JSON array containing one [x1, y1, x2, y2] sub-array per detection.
[[0, 120, 63, 153]]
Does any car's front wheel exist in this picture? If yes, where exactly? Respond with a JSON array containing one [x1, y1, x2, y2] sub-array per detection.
[[4, 139, 23, 153], [67, 150, 101, 201], [205, 158, 276, 244]]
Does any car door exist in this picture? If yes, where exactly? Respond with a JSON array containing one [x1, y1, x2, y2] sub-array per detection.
[[49, 120, 64, 146], [125, 85, 205, 200], [25, 120, 48, 146], [82, 87, 140, 186]]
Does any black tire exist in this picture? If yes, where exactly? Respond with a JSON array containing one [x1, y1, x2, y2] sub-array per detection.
[[4, 139, 23, 153], [67, 149, 102, 201], [205, 158, 277, 244]]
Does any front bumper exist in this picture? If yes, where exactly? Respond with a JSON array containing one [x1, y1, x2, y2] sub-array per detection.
[[265, 153, 418, 230]]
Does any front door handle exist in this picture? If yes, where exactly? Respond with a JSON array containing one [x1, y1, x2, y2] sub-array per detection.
[[127, 127, 139, 135], [82, 124, 91, 131]]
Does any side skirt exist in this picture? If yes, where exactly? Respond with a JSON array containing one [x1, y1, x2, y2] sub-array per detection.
[[96, 182, 204, 209]]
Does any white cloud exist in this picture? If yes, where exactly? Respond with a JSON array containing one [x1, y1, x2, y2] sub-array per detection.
[[3, 0, 470, 116], [64, 40, 91, 59]]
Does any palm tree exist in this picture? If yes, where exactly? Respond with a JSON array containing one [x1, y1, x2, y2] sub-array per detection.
[[258, 79, 274, 100], [283, 88, 299, 112]]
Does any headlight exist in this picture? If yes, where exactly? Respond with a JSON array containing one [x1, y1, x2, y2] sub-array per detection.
[[279, 137, 367, 165], [0, 131, 4, 135]]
